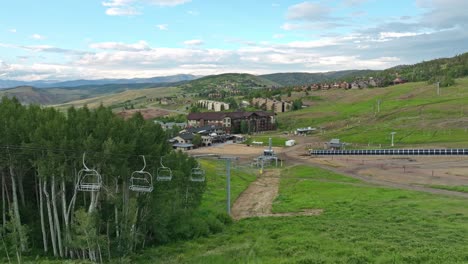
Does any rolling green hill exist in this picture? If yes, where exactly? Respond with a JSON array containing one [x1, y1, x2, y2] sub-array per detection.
[[363, 52, 468, 86], [54, 86, 181, 110], [278, 77, 468, 147], [260, 70, 376, 86], [0, 86, 59, 104], [0, 82, 180, 105], [134, 165, 468, 263], [180, 73, 281, 93]]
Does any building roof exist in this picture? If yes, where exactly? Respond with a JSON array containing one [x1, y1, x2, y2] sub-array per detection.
[[172, 143, 194, 148], [178, 132, 194, 141], [185, 124, 222, 134]]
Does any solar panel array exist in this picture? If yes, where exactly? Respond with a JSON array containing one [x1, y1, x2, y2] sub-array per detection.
[[311, 149, 468, 156]]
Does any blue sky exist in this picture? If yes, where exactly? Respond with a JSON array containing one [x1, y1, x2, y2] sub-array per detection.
[[0, 0, 467, 81]]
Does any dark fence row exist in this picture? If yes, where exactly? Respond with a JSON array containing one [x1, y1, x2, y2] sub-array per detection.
[[310, 149, 468, 156]]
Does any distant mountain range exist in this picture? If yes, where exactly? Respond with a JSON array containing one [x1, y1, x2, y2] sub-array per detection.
[[0, 74, 198, 89], [2, 52, 467, 106]]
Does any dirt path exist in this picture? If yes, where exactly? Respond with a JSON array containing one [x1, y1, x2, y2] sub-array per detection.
[[231, 169, 323, 220]]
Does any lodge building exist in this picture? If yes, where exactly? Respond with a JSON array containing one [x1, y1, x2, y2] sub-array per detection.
[[187, 111, 276, 133]]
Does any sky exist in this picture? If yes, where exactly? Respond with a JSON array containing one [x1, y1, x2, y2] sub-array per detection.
[[0, 0, 467, 81]]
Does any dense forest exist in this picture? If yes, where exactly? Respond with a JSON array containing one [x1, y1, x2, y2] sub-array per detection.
[[0, 97, 215, 262]]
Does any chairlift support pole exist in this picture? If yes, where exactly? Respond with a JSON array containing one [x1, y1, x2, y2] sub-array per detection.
[[192, 154, 238, 215], [217, 156, 238, 216], [226, 159, 231, 215]]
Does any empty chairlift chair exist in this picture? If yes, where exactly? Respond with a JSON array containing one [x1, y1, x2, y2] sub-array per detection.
[[129, 155, 153, 193], [157, 157, 172, 181], [190, 161, 205, 182], [77, 152, 102, 192]]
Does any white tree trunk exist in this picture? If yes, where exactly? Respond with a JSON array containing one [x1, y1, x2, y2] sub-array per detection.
[[61, 176, 70, 257], [88, 191, 100, 214], [51, 175, 64, 257], [17, 172, 25, 208], [9, 165, 26, 252], [114, 180, 119, 238], [38, 178, 48, 253], [43, 179, 58, 257], [2, 170, 6, 228]]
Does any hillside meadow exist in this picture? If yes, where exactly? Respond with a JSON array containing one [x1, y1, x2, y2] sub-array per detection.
[[131, 165, 468, 263], [278, 78, 468, 147]]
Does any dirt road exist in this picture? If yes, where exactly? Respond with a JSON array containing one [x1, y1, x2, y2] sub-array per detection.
[[231, 169, 323, 220], [280, 135, 468, 198]]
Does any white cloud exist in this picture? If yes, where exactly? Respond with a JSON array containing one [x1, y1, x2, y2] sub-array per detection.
[[183, 39, 204, 46], [105, 7, 140, 16], [8, 29, 17, 33], [3, 8, 468, 82], [102, 0, 191, 16], [156, 24, 169, 30], [286, 2, 331, 21], [342, 0, 367, 6], [379, 32, 425, 39], [31, 34, 46, 40], [89, 40, 151, 51], [102, 0, 133, 7]]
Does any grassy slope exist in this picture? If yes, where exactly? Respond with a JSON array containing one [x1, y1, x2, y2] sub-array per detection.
[[260, 70, 376, 86], [181, 73, 281, 92], [135, 165, 468, 263], [0, 83, 175, 106], [0, 86, 59, 104], [278, 77, 468, 147], [198, 159, 257, 213], [54, 86, 181, 109]]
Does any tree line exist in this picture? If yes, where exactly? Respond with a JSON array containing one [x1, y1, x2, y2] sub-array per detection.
[[0, 97, 216, 262]]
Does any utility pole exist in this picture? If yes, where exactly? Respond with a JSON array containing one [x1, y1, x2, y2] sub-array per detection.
[[218, 156, 238, 216], [226, 159, 231, 215]]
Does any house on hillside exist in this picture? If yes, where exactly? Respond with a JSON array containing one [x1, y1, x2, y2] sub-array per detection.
[[154, 121, 187, 131], [187, 111, 276, 133], [172, 143, 194, 151], [172, 132, 194, 144], [393, 77, 408, 85], [251, 98, 291, 113], [198, 100, 230, 112]]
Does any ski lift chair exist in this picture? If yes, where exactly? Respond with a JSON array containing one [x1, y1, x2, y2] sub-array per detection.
[[129, 155, 154, 193], [77, 153, 102, 192], [190, 161, 205, 182], [157, 157, 172, 181]]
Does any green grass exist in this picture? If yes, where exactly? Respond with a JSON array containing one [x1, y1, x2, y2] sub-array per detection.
[[134, 165, 468, 263], [55, 86, 181, 110], [278, 78, 468, 147], [428, 185, 468, 193], [198, 159, 257, 213]]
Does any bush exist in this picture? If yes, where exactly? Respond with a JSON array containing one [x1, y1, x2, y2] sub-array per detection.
[[205, 215, 225, 234], [216, 212, 233, 225]]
